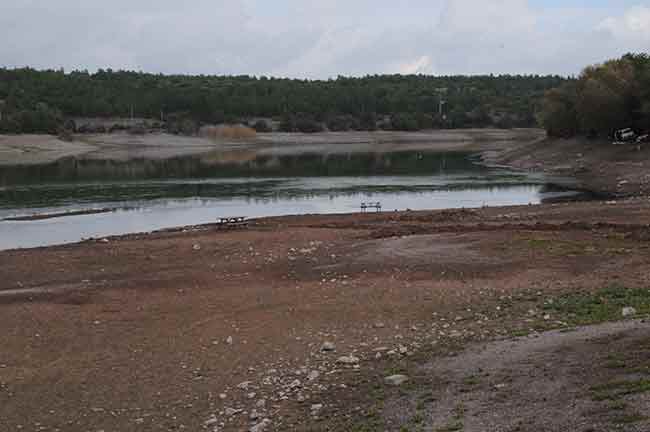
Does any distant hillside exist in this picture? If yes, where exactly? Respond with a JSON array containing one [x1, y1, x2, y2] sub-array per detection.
[[0, 68, 566, 134]]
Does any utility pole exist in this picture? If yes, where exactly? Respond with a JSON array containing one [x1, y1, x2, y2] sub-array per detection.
[[435, 88, 448, 122]]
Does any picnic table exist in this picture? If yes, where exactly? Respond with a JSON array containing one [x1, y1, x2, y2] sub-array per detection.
[[217, 216, 248, 228], [361, 202, 382, 213]]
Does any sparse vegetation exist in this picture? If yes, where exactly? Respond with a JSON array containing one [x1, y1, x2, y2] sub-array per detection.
[[199, 124, 257, 140], [542, 285, 650, 325], [591, 379, 650, 401]]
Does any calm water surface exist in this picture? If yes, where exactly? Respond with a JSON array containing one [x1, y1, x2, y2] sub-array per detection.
[[0, 149, 577, 250]]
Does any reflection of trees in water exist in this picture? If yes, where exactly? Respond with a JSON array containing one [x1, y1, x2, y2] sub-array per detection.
[[0, 151, 490, 186], [238, 184, 543, 204], [0, 177, 543, 209], [0, 150, 548, 209]]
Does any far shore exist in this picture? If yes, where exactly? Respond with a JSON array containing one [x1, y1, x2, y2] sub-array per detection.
[[0, 129, 545, 166], [2, 128, 647, 198]]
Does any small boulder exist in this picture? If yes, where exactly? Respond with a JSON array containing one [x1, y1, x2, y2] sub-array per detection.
[[384, 375, 409, 386], [321, 342, 336, 352], [249, 419, 271, 432], [622, 307, 637, 317], [310, 403, 323, 415], [224, 407, 242, 416], [337, 355, 360, 365]]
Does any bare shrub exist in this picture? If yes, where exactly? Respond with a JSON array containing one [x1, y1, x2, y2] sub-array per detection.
[[200, 124, 257, 140]]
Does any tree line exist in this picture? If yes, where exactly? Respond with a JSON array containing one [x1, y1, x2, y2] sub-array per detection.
[[540, 53, 650, 139], [0, 67, 567, 134]]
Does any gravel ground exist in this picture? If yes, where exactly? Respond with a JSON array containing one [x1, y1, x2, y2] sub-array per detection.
[[1, 199, 650, 431]]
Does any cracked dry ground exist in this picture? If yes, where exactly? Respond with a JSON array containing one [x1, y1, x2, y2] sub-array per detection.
[[1, 198, 650, 431]]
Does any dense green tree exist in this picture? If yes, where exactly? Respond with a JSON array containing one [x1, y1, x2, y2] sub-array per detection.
[[541, 53, 650, 138], [540, 82, 579, 138], [0, 67, 567, 134]]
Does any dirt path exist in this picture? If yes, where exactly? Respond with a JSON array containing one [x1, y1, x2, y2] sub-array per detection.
[[1, 199, 650, 431], [384, 320, 650, 432]]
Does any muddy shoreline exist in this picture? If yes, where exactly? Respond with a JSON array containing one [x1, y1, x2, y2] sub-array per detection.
[[2, 199, 650, 431], [0, 129, 544, 166]]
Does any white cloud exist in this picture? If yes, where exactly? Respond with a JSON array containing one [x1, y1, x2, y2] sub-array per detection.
[[0, 1, 647, 78], [395, 55, 433, 75], [598, 6, 650, 41]]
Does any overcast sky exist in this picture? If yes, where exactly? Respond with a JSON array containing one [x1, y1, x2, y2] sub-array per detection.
[[1, 0, 649, 78]]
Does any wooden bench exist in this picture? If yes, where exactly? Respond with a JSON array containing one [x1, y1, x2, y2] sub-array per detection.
[[361, 202, 382, 213]]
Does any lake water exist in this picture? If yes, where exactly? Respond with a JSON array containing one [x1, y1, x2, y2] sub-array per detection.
[[0, 149, 577, 250]]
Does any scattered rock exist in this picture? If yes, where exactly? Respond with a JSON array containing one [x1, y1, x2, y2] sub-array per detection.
[[384, 375, 409, 386], [337, 355, 360, 365], [237, 381, 252, 390], [310, 403, 323, 415], [622, 307, 637, 317], [307, 370, 320, 381], [204, 415, 218, 427], [226, 336, 233, 345], [249, 419, 271, 432], [321, 342, 336, 352], [225, 407, 242, 416]]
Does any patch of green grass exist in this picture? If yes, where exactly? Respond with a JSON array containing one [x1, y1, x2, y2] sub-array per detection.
[[612, 413, 648, 424], [511, 329, 531, 338], [462, 375, 481, 386], [411, 412, 425, 425], [526, 238, 553, 249], [590, 378, 650, 401], [608, 400, 628, 411], [543, 285, 650, 325], [524, 238, 590, 256], [350, 417, 385, 432], [604, 360, 628, 369], [436, 422, 463, 432]]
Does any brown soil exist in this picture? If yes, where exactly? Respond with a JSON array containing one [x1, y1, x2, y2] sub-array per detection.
[[2, 199, 650, 431]]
